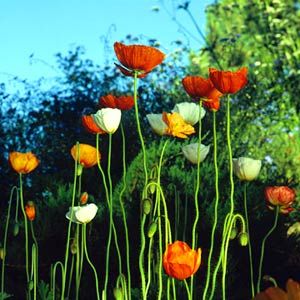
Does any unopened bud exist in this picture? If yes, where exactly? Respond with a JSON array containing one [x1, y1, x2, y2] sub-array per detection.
[[28, 280, 34, 291], [77, 164, 83, 176], [0, 248, 5, 260], [229, 227, 238, 240], [80, 192, 88, 205], [25, 201, 36, 221], [142, 198, 152, 215], [113, 287, 123, 300], [13, 222, 20, 237], [147, 221, 158, 238], [148, 180, 156, 195], [70, 239, 77, 255], [238, 232, 248, 246]]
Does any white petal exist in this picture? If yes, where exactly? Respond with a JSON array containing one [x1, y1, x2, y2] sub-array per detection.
[[182, 143, 210, 164], [233, 157, 261, 181], [172, 102, 205, 125], [75, 203, 98, 224], [146, 114, 167, 136], [66, 206, 81, 224], [93, 108, 121, 134]]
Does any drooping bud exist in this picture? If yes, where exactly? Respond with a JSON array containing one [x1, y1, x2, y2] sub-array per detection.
[[229, 227, 238, 240], [238, 232, 248, 246], [77, 164, 83, 176], [25, 201, 36, 221], [147, 221, 158, 238], [113, 287, 123, 300], [142, 198, 152, 215], [70, 239, 77, 255], [28, 280, 34, 291], [148, 180, 156, 195], [13, 221, 20, 237], [80, 192, 89, 205], [0, 248, 5, 260]]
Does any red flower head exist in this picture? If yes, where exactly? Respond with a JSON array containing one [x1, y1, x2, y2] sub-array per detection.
[[163, 241, 201, 280], [265, 186, 296, 214], [82, 115, 106, 135], [182, 76, 223, 111], [209, 67, 248, 94], [25, 201, 36, 221], [114, 42, 165, 78], [100, 94, 134, 111]]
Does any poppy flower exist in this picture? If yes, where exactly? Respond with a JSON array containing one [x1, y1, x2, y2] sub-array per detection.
[[9, 152, 39, 174], [265, 186, 296, 214], [209, 67, 248, 94], [182, 76, 222, 100], [287, 222, 300, 237], [146, 113, 167, 136], [100, 94, 134, 110], [163, 241, 201, 280], [70, 144, 100, 168], [25, 201, 36, 221], [82, 115, 106, 134], [233, 157, 262, 181], [202, 97, 221, 112], [182, 143, 210, 164], [66, 203, 98, 224], [172, 102, 206, 125], [93, 108, 121, 134], [162, 112, 195, 139], [114, 42, 165, 78], [253, 278, 300, 300]]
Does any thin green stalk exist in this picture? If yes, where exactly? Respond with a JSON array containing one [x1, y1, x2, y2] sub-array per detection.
[[119, 123, 131, 300], [167, 278, 170, 300], [202, 111, 219, 300], [243, 183, 255, 298], [66, 255, 75, 300], [75, 225, 81, 300], [1, 186, 18, 296], [30, 244, 37, 300], [139, 214, 147, 299], [190, 100, 203, 298], [52, 262, 64, 300], [83, 224, 100, 300], [184, 279, 192, 300], [30, 222, 39, 295], [145, 238, 154, 298], [256, 206, 279, 293], [172, 278, 177, 300]]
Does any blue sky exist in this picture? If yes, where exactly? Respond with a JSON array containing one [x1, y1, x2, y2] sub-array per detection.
[[0, 0, 213, 84]]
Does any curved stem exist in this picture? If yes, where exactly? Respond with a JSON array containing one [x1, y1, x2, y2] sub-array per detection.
[[52, 262, 64, 300], [256, 206, 279, 293], [184, 279, 192, 300], [202, 111, 219, 300], [243, 183, 255, 298]]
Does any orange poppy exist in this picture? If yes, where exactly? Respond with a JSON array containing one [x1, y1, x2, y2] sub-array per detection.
[[265, 186, 296, 214], [100, 94, 135, 110], [9, 152, 39, 174], [114, 42, 165, 78], [70, 144, 100, 168], [209, 67, 248, 94], [162, 112, 195, 139], [253, 278, 300, 300], [163, 241, 201, 280], [25, 201, 36, 221], [82, 115, 106, 134]]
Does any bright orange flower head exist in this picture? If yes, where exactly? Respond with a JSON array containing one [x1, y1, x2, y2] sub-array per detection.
[[9, 152, 39, 174], [82, 115, 106, 134], [162, 112, 195, 139], [25, 201, 36, 221], [100, 94, 135, 111], [265, 186, 296, 214], [209, 67, 248, 94], [70, 144, 100, 168], [163, 241, 201, 280], [114, 42, 165, 78], [253, 279, 300, 300]]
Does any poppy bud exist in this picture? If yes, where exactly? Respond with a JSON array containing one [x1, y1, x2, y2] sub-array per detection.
[[77, 164, 83, 176], [80, 192, 88, 205], [229, 227, 238, 240], [0, 248, 5, 260], [148, 180, 156, 195], [142, 198, 152, 215], [113, 287, 123, 300], [238, 232, 248, 246], [28, 280, 34, 291], [147, 221, 158, 238], [13, 221, 20, 237], [70, 239, 77, 255], [25, 201, 36, 221]]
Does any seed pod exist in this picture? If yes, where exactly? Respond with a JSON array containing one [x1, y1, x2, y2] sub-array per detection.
[[113, 287, 123, 300], [13, 222, 20, 237], [147, 221, 158, 238], [142, 198, 152, 215], [238, 232, 248, 246], [229, 227, 238, 240], [28, 280, 34, 291], [0, 248, 5, 260]]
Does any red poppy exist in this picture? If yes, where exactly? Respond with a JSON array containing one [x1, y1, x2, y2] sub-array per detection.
[[265, 186, 296, 214], [82, 115, 106, 134], [25, 201, 36, 221], [209, 67, 248, 94], [163, 241, 201, 280], [114, 42, 165, 78], [202, 98, 220, 112], [100, 94, 134, 110]]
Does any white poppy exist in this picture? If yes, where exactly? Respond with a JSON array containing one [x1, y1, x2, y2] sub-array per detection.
[[66, 203, 98, 224], [182, 143, 210, 164], [232, 157, 262, 181], [287, 222, 300, 237], [172, 102, 206, 125], [93, 108, 121, 134], [146, 114, 167, 136]]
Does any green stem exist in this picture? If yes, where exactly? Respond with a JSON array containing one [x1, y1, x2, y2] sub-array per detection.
[[190, 100, 203, 298], [52, 261, 64, 300], [66, 255, 75, 300], [75, 225, 81, 300], [243, 183, 255, 298], [83, 224, 100, 300], [256, 206, 279, 293], [31, 244, 37, 300], [139, 214, 147, 299], [202, 111, 219, 300], [1, 186, 18, 296], [184, 279, 192, 300], [30, 221, 39, 296]]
